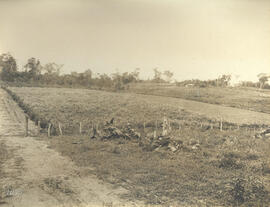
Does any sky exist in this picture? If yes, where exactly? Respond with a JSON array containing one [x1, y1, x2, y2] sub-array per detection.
[[0, 0, 269, 81]]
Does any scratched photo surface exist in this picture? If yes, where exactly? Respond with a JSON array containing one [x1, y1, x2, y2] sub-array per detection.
[[0, 0, 270, 206]]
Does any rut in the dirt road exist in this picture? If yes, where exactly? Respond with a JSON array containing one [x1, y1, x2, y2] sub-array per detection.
[[0, 89, 139, 207]]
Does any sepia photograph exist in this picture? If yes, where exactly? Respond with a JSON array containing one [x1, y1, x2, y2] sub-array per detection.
[[0, 0, 270, 206]]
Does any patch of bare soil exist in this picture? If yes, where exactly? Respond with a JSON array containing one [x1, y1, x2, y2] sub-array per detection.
[[0, 89, 140, 207]]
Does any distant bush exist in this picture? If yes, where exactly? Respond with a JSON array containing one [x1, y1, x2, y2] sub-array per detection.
[[240, 81, 259, 88], [176, 75, 231, 88]]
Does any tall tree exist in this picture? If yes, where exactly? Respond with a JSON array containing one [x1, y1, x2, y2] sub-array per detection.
[[42, 63, 63, 75], [0, 53, 17, 81], [259, 76, 268, 89], [153, 68, 163, 82], [42, 63, 63, 84], [24, 57, 42, 77], [163, 70, 174, 82]]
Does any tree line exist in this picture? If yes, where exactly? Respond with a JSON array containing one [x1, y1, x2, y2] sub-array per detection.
[[0, 53, 269, 89], [0, 53, 141, 90], [176, 74, 232, 88], [0, 53, 176, 90]]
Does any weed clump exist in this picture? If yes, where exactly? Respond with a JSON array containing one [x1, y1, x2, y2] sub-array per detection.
[[218, 154, 243, 170], [228, 176, 270, 206]]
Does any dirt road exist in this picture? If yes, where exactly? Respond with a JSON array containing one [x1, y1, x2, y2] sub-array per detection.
[[0, 89, 139, 207]]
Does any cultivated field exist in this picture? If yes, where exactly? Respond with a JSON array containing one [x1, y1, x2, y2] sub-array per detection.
[[4, 86, 270, 206], [7, 87, 270, 136], [129, 83, 270, 114]]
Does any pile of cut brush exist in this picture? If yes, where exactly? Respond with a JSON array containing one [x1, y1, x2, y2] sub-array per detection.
[[139, 135, 183, 152], [140, 116, 184, 152], [91, 118, 141, 140], [91, 117, 184, 152], [255, 128, 270, 138]]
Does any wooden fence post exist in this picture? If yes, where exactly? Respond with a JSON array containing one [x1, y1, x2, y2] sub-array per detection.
[[58, 122, 63, 136], [48, 123, 51, 137], [220, 118, 223, 131], [38, 121, 41, 134], [25, 116, 28, 137], [153, 120, 157, 138], [143, 121, 146, 132], [79, 122, 82, 134]]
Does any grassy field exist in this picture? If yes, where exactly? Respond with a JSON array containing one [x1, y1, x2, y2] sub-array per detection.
[[46, 128, 270, 206], [128, 83, 270, 114], [6, 87, 230, 135], [5, 86, 270, 206], [7, 87, 269, 136]]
